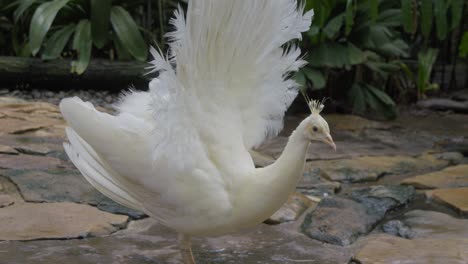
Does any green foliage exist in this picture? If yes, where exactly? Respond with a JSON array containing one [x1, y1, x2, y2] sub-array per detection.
[[71, 19, 92, 74], [401, 0, 465, 41], [41, 23, 75, 59], [90, 0, 111, 49], [401, 49, 439, 99], [402, 49, 439, 99], [110, 6, 147, 62], [433, 1, 448, 40], [417, 49, 439, 96], [0, 0, 180, 74], [460, 32, 468, 58], [23, 0, 149, 73], [29, 0, 70, 55], [401, 0, 415, 34], [298, 0, 406, 120], [298, 0, 465, 118], [420, 0, 433, 38]]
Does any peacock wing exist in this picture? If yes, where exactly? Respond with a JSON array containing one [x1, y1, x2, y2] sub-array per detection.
[[60, 97, 234, 225]]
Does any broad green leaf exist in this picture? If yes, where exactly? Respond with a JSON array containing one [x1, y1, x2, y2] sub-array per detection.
[[112, 33, 132, 60], [29, 0, 70, 55], [307, 26, 320, 38], [400, 0, 414, 33], [345, 0, 354, 35], [323, 14, 343, 38], [378, 39, 409, 58], [308, 43, 365, 68], [365, 25, 393, 50], [459, 31, 468, 58], [420, 0, 433, 38], [303, 68, 326, 89], [365, 85, 397, 119], [41, 24, 75, 60], [307, 0, 336, 28], [434, 0, 447, 40], [449, 0, 464, 30], [308, 43, 347, 68], [91, 0, 111, 48], [1, 1, 20, 12], [367, 85, 395, 106], [368, 0, 378, 23], [347, 44, 365, 65], [294, 71, 307, 93], [349, 83, 366, 114], [14, 0, 36, 22], [365, 61, 399, 78], [71, 19, 92, 74], [110, 5, 147, 61], [377, 9, 402, 27]]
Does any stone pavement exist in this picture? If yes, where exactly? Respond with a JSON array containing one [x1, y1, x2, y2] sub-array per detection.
[[0, 96, 467, 263]]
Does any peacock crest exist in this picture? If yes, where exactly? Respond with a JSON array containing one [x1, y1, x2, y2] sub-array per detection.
[[303, 93, 325, 114]]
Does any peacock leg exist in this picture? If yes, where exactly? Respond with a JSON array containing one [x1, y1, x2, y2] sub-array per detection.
[[178, 233, 196, 264]]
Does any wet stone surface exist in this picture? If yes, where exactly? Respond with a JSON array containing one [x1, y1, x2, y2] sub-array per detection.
[[0, 96, 468, 263], [301, 185, 414, 246], [390, 210, 468, 239], [1, 169, 146, 219], [0, 218, 353, 264]]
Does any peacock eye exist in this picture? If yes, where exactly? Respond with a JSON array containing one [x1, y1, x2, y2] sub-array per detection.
[[312, 126, 318, 132]]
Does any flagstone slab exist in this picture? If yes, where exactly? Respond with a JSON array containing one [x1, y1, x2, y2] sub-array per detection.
[[402, 164, 468, 189], [266, 192, 317, 224], [0, 176, 24, 203], [399, 210, 468, 239], [0, 154, 65, 170], [0, 194, 14, 208], [0, 202, 128, 241], [430, 188, 468, 215], [0, 144, 18, 154], [354, 234, 468, 264], [3, 169, 146, 219], [0, 218, 352, 264], [308, 153, 461, 183], [301, 185, 414, 246], [0, 99, 65, 137]]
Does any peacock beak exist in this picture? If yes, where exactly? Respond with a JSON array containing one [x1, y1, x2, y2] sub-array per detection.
[[324, 134, 336, 151]]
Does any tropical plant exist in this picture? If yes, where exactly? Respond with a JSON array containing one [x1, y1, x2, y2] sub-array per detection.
[[7, 0, 182, 74], [17, 0, 149, 74], [297, 0, 407, 119], [0, 0, 31, 57], [400, 0, 464, 41], [400, 48, 439, 99], [400, 0, 466, 94], [460, 31, 468, 58]]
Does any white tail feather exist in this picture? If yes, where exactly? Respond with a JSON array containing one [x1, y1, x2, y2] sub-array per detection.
[[148, 0, 313, 149], [63, 129, 142, 210]]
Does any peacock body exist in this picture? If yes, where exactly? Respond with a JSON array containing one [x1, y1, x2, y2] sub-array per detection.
[[60, 4, 333, 261]]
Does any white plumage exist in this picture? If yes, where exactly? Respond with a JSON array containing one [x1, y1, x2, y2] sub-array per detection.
[[60, 1, 335, 262]]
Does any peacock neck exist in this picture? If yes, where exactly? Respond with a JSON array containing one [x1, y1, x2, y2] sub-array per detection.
[[266, 119, 310, 193], [233, 117, 310, 229]]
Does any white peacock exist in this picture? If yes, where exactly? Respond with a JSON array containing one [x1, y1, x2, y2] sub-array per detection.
[[60, 1, 335, 263]]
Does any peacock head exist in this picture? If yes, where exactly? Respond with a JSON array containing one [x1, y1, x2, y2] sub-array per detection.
[[303, 99, 336, 151]]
